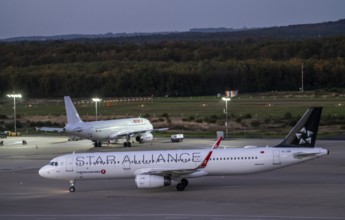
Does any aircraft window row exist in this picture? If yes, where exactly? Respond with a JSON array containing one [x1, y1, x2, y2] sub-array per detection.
[[211, 156, 258, 161], [75, 156, 260, 166]]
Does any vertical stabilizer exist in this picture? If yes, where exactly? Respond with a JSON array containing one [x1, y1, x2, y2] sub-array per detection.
[[64, 96, 83, 125], [276, 107, 322, 148]]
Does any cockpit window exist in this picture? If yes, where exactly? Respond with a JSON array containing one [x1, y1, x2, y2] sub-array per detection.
[[49, 161, 58, 166]]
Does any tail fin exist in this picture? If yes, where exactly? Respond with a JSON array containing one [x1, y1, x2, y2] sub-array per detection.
[[276, 107, 322, 148], [64, 96, 83, 125]]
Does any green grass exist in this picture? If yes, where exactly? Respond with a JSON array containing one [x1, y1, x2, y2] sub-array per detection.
[[1, 91, 344, 137], [2, 93, 343, 119]]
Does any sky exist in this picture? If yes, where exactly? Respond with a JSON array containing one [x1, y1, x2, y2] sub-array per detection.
[[1, 0, 345, 39]]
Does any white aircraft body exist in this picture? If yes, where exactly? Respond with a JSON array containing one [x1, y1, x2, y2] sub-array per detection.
[[39, 96, 167, 147], [39, 107, 329, 192]]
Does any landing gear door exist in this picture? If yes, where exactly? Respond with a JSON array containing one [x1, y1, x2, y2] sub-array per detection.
[[66, 157, 74, 172]]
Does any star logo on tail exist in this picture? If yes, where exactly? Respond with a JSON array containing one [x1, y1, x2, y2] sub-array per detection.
[[295, 127, 314, 145]]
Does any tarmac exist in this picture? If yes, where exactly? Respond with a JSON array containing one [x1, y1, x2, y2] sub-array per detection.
[[0, 135, 344, 220]]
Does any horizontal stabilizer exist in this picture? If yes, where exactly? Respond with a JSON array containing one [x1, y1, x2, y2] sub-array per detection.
[[37, 127, 64, 133]]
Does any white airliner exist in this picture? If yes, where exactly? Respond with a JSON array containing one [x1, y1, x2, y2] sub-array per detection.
[[39, 107, 329, 192], [39, 96, 167, 147]]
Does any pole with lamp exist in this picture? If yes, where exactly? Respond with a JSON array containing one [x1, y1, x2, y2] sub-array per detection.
[[92, 98, 101, 121], [222, 97, 231, 139], [7, 93, 22, 134]]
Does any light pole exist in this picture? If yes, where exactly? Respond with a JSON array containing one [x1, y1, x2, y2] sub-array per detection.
[[222, 97, 231, 139], [92, 98, 101, 121], [7, 93, 22, 133]]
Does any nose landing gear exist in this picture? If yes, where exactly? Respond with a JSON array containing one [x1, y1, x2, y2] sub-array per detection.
[[69, 180, 76, 192]]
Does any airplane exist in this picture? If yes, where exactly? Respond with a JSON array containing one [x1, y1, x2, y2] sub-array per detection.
[[38, 96, 168, 147], [39, 107, 329, 192]]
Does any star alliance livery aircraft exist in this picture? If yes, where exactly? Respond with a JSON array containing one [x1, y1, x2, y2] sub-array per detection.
[[39, 96, 168, 147], [39, 107, 328, 192]]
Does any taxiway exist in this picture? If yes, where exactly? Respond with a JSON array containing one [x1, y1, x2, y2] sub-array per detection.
[[0, 136, 344, 220]]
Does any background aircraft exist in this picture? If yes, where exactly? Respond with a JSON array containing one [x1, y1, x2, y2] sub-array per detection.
[[39, 107, 328, 192], [39, 96, 168, 147]]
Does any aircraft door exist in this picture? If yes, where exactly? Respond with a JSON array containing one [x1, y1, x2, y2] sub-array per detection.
[[273, 150, 281, 165], [88, 127, 94, 139], [66, 157, 74, 172]]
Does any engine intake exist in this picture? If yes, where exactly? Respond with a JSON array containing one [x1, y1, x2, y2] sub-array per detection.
[[136, 133, 153, 143]]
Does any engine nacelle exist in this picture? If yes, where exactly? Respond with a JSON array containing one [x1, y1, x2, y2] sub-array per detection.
[[136, 132, 153, 143], [135, 174, 171, 188]]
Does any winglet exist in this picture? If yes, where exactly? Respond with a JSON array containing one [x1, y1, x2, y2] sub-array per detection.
[[198, 137, 223, 169], [212, 136, 222, 149]]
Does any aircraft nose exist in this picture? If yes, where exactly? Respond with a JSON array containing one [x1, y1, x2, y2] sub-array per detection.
[[39, 165, 51, 178]]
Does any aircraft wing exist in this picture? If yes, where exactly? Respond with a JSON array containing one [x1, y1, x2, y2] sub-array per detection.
[[134, 152, 212, 178], [151, 128, 169, 132], [134, 139, 221, 178], [108, 127, 169, 139], [135, 167, 197, 178], [36, 127, 65, 133]]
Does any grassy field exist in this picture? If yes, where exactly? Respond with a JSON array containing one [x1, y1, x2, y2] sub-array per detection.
[[1, 91, 344, 138]]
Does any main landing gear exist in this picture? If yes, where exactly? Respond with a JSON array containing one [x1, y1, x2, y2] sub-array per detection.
[[123, 135, 131, 147], [93, 141, 102, 148], [69, 180, 76, 192], [176, 178, 189, 191]]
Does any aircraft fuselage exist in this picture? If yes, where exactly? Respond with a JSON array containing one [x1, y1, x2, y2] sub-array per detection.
[[39, 147, 328, 181], [64, 118, 153, 141]]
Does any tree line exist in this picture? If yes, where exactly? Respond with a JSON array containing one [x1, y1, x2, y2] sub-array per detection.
[[0, 36, 344, 97]]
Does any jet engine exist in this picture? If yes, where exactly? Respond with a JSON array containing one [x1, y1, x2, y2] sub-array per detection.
[[135, 174, 171, 188], [135, 132, 153, 143]]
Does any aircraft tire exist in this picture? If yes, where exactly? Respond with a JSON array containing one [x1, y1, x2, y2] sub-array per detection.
[[123, 142, 128, 147], [69, 186, 76, 192], [181, 178, 188, 187], [176, 183, 185, 191], [128, 142, 131, 147]]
